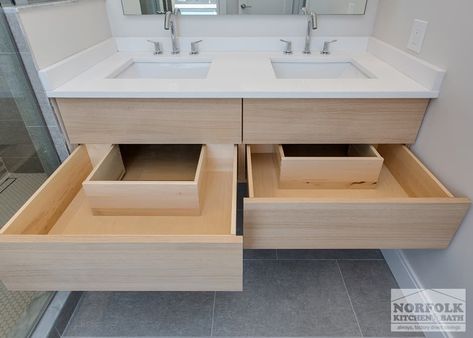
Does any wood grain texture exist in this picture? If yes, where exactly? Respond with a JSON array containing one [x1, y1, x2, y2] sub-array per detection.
[[275, 144, 384, 189], [378, 144, 452, 198], [243, 99, 429, 144], [244, 145, 470, 249], [0, 239, 242, 291], [87, 145, 125, 181], [57, 98, 242, 144], [0, 145, 242, 291], [244, 199, 469, 249], [85, 144, 113, 167], [82, 145, 206, 216]]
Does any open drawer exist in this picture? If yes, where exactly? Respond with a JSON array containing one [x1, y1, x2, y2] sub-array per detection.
[[0, 145, 242, 291], [244, 145, 470, 249]]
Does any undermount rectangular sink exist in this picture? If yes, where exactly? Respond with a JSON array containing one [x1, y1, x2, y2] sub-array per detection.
[[271, 60, 371, 79], [112, 60, 212, 79]]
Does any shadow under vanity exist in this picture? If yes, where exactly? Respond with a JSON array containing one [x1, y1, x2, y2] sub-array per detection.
[[0, 97, 469, 292]]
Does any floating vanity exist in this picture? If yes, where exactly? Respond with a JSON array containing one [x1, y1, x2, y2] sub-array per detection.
[[0, 33, 469, 291]]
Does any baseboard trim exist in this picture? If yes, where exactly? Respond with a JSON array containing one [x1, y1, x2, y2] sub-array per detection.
[[382, 249, 452, 338]]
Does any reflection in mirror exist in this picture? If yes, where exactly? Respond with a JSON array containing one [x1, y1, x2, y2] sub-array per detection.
[[307, 0, 367, 14], [121, 0, 368, 16], [121, 0, 167, 15]]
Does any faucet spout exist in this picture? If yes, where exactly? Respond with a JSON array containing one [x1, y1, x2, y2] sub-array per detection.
[[164, 11, 180, 54], [301, 8, 318, 54]]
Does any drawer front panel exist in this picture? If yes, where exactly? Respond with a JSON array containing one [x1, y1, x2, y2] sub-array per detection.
[[0, 239, 242, 291], [244, 200, 468, 249], [57, 98, 242, 144], [243, 99, 429, 144]]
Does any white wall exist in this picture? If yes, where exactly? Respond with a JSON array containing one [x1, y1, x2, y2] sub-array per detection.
[[374, 1, 473, 337], [106, 0, 378, 37], [18, 0, 112, 69]]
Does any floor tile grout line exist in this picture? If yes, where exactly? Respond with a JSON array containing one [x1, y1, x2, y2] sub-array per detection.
[[336, 259, 364, 338], [277, 258, 385, 261], [243, 258, 385, 261], [210, 291, 216, 337]]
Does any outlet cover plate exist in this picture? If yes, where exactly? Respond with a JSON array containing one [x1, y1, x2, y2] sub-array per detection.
[[407, 19, 428, 53]]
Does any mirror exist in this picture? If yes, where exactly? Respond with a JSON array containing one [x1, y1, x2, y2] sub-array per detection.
[[121, 0, 368, 16]]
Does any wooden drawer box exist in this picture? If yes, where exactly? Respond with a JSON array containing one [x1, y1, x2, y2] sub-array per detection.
[[243, 99, 429, 144], [56, 98, 242, 144], [83, 144, 206, 216], [275, 144, 383, 189], [0, 145, 242, 291], [245, 144, 470, 249]]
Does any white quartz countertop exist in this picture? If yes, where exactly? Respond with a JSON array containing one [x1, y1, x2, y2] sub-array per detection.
[[40, 38, 445, 99]]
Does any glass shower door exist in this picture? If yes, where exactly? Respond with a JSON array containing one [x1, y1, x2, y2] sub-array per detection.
[[0, 3, 59, 337]]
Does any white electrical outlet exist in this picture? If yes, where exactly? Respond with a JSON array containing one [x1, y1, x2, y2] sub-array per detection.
[[407, 19, 428, 53]]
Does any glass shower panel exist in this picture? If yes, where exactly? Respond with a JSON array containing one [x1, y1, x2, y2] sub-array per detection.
[[0, 4, 59, 337]]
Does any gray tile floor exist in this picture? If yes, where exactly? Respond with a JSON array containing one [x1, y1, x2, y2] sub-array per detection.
[[62, 250, 422, 338], [53, 185, 424, 337], [0, 173, 51, 337]]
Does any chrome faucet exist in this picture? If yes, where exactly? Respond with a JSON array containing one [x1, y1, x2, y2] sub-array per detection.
[[164, 11, 180, 54], [321, 40, 338, 55], [301, 7, 318, 54]]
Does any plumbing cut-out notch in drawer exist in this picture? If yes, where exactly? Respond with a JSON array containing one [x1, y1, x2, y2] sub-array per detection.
[[275, 144, 383, 189], [82, 144, 206, 216]]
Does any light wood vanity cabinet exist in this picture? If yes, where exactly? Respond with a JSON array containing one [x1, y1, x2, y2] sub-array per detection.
[[243, 99, 430, 144], [0, 97, 469, 291], [56, 98, 242, 144]]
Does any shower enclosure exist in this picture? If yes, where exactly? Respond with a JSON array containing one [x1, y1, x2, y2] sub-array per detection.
[[0, 2, 60, 336]]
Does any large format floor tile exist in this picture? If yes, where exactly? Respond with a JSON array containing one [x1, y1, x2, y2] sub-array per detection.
[[64, 292, 214, 337], [212, 260, 361, 337], [277, 249, 384, 260], [338, 260, 424, 337], [243, 249, 278, 260], [59, 251, 415, 337]]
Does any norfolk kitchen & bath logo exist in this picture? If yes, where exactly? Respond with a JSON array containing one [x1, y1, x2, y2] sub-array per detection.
[[391, 289, 466, 332]]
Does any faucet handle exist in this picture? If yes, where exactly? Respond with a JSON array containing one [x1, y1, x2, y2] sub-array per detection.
[[147, 40, 162, 55], [321, 40, 338, 55], [280, 39, 293, 55], [190, 40, 203, 55]]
